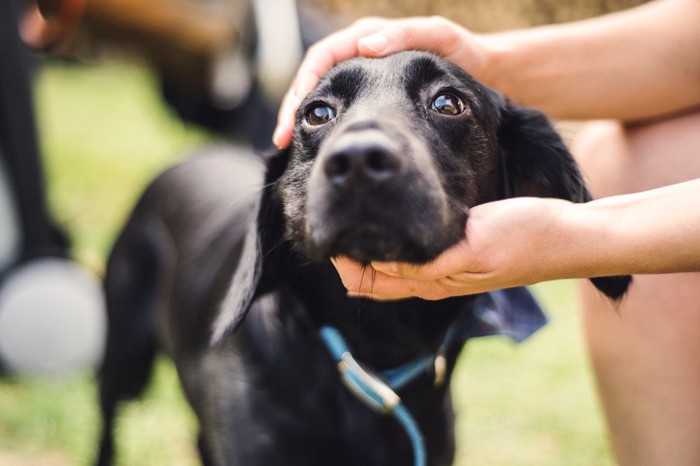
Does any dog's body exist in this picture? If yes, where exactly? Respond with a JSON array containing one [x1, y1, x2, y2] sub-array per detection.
[[96, 52, 630, 466]]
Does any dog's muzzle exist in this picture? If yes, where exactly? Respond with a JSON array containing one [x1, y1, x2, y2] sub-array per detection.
[[304, 120, 458, 263], [322, 127, 404, 191]]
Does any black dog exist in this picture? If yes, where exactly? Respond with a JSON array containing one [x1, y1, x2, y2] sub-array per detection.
[[96, 51, 631, 466]]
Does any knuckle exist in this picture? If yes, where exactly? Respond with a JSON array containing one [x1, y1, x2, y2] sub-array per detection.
[[427, 15, 445, 25], [426, 16, 451, 29], [435, 280, 457, 298], [418, 284, 446, 301], [305, 42, 325, 60], [423, 290, 443, 301]]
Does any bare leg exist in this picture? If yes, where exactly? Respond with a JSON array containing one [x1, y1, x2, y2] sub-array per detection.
[[572, 111, 700, 466]]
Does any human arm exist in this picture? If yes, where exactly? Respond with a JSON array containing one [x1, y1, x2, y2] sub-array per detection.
[[334, 178, 700, 300], [273, 0, 700, 148], [481, 0, 700, 120]]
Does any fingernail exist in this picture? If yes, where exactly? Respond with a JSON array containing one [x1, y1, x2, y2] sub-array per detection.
[[272, 126, 283, 149], [347, 291, 370, 299], [360, 34, 389, 54]]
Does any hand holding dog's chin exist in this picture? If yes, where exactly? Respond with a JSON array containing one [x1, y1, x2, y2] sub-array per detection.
[[332, 198, 578, 301], [273, 16, 488, 149]]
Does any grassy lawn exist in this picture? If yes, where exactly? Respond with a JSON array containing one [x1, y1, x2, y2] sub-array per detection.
[[0, 58, 613, 465]]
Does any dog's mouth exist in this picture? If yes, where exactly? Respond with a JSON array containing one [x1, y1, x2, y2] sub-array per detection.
[[330, 225, 404, 263], [308, 221, 444, 264]]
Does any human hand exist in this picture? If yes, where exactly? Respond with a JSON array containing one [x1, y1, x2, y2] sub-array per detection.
[[272, 16, 491, 148], [331, 197, 577, 301]]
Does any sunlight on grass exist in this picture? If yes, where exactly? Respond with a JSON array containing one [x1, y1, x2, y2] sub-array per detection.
[[453, 281, 614, 466], [110, 358, 199, 466], [0, 58, 614, 465]]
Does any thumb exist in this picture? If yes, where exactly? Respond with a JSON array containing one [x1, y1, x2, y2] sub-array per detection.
[[369, 260, 423, 278]]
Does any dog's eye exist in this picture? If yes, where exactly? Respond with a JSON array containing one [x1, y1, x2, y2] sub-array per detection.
[[305, 104, 337, 126], [431, 94, 465, 116]]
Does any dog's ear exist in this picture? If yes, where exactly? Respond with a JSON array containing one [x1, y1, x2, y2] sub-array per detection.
[[498, 103, 590, 201], [211, 149, 290, 344], [497, 102, 632, 301]]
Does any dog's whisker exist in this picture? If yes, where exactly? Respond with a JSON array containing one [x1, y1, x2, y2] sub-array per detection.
[[359, 263, 369, 292], [260, 237, 286, 260], [352, 264, 373, 317], [370, 267, 377, 295], [222, 181, 277, 211]]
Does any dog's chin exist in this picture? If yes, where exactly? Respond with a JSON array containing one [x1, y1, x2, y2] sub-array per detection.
[[307, 225, 442, 264]]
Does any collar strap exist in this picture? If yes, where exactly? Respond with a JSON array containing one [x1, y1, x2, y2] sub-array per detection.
[[319, 326, 427, 466], [321, 326, 403, 413], [320, 314, 468, 397]]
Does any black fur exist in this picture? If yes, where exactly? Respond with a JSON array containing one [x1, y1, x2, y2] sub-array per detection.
[[96, 52, 631, 466]]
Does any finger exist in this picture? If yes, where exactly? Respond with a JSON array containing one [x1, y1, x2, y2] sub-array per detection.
[[331, 256, 417, 296], [357, 17, 465, 60], [273, 89, 299, 148], [335, 256, 463, 300], [330, 256, 367, 288], [346, 290, 411, 301]]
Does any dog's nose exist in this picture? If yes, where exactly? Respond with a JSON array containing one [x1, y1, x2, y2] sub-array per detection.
[[323, 139, 402, 189]]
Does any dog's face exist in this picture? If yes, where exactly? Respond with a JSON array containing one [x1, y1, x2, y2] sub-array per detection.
[[213, 51, 631, 341], [277, 52, 503, 263]]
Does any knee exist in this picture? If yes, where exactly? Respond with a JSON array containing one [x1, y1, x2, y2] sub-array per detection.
[[571, 112, 700, 198], [571, 120, 630, 198]]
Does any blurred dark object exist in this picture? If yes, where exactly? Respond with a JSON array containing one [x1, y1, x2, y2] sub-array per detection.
[[56, 0, 335, 149], [1, 0, 67, 267], [0, 0, 104, 376]]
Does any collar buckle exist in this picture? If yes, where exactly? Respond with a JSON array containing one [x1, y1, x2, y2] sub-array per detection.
[[338, 352, 400, 414]]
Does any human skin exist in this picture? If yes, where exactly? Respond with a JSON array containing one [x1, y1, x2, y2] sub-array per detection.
[[272, 0, 700, 299], [332, 178, 700, 301], [273, 0, 700, 149], [273, 3, 700, 465], [574, 113, 700, 466], [275, 0, 700, 466]]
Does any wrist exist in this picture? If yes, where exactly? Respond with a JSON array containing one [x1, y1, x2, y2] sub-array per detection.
[[558, 200, 629, 278], [477, 29, 547, 106], [528, 199, 592, 282]]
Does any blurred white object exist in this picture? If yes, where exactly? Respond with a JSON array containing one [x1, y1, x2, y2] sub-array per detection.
[[252, 0, 303, 104], [0, 257, 106, 375]]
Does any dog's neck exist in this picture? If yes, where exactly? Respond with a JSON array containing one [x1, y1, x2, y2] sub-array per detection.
[[283, 258, 474, 370], [253, 174, 475, 372]]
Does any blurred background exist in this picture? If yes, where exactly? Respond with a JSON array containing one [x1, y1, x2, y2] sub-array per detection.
[[0, 0, 647, 464]]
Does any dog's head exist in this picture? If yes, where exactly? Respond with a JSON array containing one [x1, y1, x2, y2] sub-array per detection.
[[213, 51, 631, 341], [278, 52, 502, 264]]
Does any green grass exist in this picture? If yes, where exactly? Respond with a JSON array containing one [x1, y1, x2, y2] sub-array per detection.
[[0, 59, 613, 465], [454, 282, 614, 466]]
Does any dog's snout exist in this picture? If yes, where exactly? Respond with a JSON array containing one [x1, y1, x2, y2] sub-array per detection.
[[323, 138, 402, 189]]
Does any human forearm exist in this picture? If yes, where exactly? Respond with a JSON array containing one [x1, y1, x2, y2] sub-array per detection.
[[560, 178, 700, 277], [274, 0, 700, 146], [480, 0, 700, 120]]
